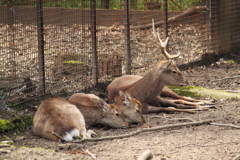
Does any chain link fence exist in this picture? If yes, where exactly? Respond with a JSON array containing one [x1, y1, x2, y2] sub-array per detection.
[[0, 0, 240, 108]]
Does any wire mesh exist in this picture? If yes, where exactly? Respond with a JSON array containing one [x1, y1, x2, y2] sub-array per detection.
[[0, 0, 240, 108]]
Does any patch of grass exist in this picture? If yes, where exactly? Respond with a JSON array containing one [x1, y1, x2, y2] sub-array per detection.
[[227, 60, 236, 64], [169, 86, 240, 99], [1, 140, 14, 145], [0, 114, 33, 133], [64, 60, 85, 65]]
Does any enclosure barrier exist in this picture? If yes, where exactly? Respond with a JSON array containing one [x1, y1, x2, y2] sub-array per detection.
[[0, 0, 239, 108]]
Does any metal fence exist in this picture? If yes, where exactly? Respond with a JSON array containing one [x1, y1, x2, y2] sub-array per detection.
[[0, 0, 240, 108]]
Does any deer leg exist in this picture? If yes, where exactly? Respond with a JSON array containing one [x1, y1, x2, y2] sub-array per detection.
[[160, 87, 214, 104], [156, 97, 214, 110], [168, 99, 206, 106], [165, 99, 215, 108], [142, 105, 198, 114], [176, 96, 214, 104], [156, 97, 195, 108]]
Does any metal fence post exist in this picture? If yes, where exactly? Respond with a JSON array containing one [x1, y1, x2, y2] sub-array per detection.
[[163, 0, 168, 39], [36, 0, 45, 94], [90, 0, 98, 85], [124, 0, 131, 75]]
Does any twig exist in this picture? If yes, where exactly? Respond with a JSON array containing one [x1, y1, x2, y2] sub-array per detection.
[[137, 149, 153, 160], [0, 144, 11, 148], [233, 155, 240, 160], [73, 120, 212, 143], [210, 123, 240, 129], [148, 115, 169, 119], [10, 85, 27, 98], [52, 132, 64, 141], [169, 0, 183, 11], [83, 149, 97, 160], [223, 90, 240, 93], [211, 75, 240, 82], [0, 149, 11, 153], [149, 115, 196, 122], [176, 141, 240, 148]]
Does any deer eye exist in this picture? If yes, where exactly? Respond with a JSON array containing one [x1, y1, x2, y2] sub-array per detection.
[[172, 70, 177, 74], [135, 108, 140, 112], [116, 113, 120, 116]]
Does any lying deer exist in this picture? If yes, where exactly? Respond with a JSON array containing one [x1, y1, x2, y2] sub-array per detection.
[[107, 19, 213, 114], [114, 75, 212, 106], [69, 91, 145, 124], [68, 94, 129, 128], [33, 97, 90, 142]]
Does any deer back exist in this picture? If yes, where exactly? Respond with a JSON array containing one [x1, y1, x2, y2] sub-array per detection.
[[107, 60, 187, 105], [69, 94, 129, 128], [70, 92, 144, 124], [69, 93, 100, 106], [33, 97, 89, 142]]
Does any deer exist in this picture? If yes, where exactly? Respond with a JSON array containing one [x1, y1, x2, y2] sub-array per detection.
[[113, 75, 212, 106], [69, 91, 145, 124], [33, 97, 91, 142], [107, 19, 213, 114], [68, 94, 129, 128]]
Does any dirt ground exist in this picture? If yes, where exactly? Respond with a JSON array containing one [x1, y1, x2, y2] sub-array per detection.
[[1, 52, 240, 160]]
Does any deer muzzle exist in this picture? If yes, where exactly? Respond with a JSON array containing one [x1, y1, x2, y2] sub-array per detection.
[[180, 80, 189, 86]]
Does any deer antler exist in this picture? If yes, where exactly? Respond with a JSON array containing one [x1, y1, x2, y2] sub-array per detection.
[[152, 19, 180, 60]]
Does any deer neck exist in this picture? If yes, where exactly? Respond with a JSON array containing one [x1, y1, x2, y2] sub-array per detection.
[[126, 71, 165, 103], [71, 102, 103, 126], [114, 99, 124, 110]]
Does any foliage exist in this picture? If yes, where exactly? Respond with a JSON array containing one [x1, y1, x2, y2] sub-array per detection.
[[227, 60, 236, 64], [0, 0, 206, 11], [0, 114, 33, 133], [64, 60, 85, 65], [168, 0, 205, 11]]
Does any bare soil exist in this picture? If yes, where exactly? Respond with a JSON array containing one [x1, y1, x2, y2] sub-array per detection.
[[1, 53, 240, 160]]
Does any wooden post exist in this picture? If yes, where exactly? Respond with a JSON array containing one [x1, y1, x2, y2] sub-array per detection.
[[124, 0, 131, 75], [101, 0, 109, 9], [36, 0, 45, 93], [218, 0, 240, 51], [90, 0, 98, 85], [162, 0, 168, 39]]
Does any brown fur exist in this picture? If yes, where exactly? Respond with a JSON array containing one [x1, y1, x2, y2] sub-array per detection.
[[69, 93, 99, 106], [107, 60, 202, 114], [69, 94, 129, 128], [69, 92, 144, 124], [33, 97, 89, 142], [114, 91, 145, 124]]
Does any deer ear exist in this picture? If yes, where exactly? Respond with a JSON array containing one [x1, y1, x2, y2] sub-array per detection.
[[97, 99, 110, 113], [166, 60, 173, 68], [119, 91, 131, 105], [90, 98, 99, 106], [158, 65, 167, 73], [159, 60, 171, 72]]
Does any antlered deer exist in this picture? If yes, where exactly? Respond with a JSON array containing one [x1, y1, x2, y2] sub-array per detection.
[[107, 19, 213, 114], [33, 97, 90, 142], [113, 75, 212, 106], [68, 94, 129, 128], [69, 91, 145, 124]]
